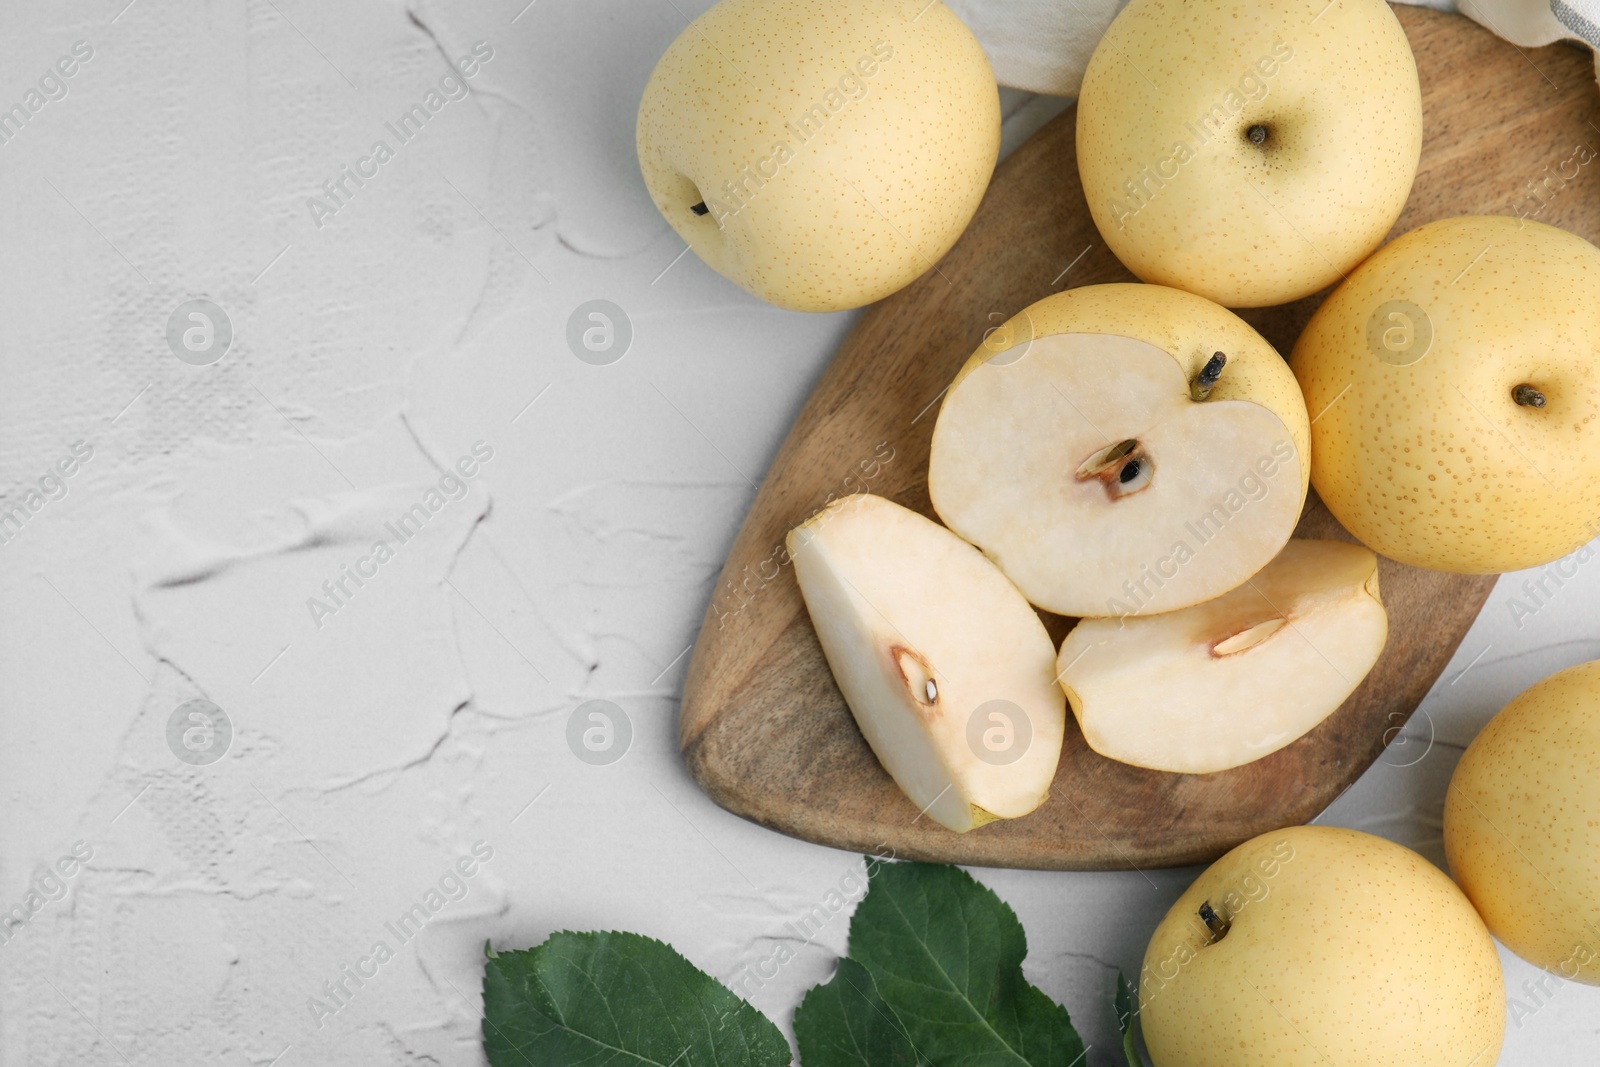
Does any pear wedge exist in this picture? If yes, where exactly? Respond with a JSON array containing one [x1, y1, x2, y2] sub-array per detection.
[[1056, 539, 1387, 774], [788, 494, 1065, 832]]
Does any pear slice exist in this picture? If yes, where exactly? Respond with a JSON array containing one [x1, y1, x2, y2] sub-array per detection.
[[787, 494, 1065, 832], [929, 283, 1310, 619], [1056, 539, 1388, 775]]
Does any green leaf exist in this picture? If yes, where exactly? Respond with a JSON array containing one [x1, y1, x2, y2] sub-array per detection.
[[793, 957, 920, 1066], [482, 930, 791, 1067], [843, 860, 1086, 1067], [1115, 972, 1142, 1067]]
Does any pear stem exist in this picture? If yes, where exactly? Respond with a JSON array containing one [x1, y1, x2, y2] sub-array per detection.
[[1191, 352, 1227, 402], [1199, 901, 1231, 944], [1513, 384, 1546, 408]]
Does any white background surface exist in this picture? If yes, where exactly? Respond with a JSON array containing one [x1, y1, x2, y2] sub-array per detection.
[[0, 1, 1596, 1064]]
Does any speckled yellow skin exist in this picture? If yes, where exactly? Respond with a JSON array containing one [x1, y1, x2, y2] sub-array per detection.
[[949, 284, 1311, 486], [1077, 0, 1421, 308], [1140, 826, 1505, 1067], [636, 0, 999, 312], [1445, 660, 1600, 985], [1292, 216, 1600, 573]]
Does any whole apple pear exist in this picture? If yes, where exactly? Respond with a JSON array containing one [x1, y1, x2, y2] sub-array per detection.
[[1292, 215, 1600, 573], [1077, 0, 1422, 307], [1139, 825, 1504, 1067], [1445, 660, 1600, 984], [636, 0, 999, 312]]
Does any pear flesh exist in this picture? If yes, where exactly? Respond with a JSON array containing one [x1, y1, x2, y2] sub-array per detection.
[[788, 494, 1065, 832], [930, 332, 1303, 619], [1056, 539, 1388, 774]]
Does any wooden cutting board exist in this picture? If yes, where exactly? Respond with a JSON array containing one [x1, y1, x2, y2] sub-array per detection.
[[679, 6, 1600, 870]]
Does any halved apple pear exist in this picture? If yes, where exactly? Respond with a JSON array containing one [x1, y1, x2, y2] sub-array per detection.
[[1056, 539, 1388, 775], [787, 494, 1065, 832], [929, 283, 1310, 618]]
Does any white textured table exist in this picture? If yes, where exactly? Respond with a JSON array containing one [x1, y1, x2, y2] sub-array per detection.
[[0, 1, 1595, 1063]]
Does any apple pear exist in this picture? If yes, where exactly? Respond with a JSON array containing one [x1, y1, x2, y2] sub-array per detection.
[[636, 0, 1000, 312], [1057, 539, 1387, 774], [929, 283, 1310, 618], [1292, 215, 1600, 573], [787, 494, 1064, 832], [1140, 826, 1505, 1067], [1444, 659, 1600, 984], [1077, 0, 1422, 307]]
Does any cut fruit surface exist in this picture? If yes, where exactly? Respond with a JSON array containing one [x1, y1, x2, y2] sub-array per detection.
[[787, 494, 1065, 832], [1056, 539, 1388, 774], [929, 284, 1308, 619]]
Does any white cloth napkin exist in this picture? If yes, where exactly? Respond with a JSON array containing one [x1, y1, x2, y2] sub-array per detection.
[[949, 0, 1600, 96]]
